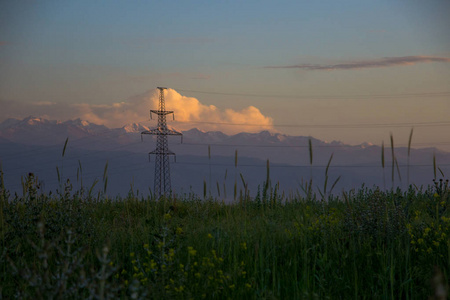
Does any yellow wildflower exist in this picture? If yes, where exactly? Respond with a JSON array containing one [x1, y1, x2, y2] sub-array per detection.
[[188, 246, 197, 256], [240, 242, 247, 250]]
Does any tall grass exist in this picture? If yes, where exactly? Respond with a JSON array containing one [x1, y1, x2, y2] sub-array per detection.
[[1, 175, 449, 299], [1, 138, 449, 299]]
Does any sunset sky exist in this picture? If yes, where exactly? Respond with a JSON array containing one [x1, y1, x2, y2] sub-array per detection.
[[1, 0, 449, 150]]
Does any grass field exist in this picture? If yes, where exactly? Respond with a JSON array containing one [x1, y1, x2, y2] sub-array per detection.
[[0, 169, 449, 299]]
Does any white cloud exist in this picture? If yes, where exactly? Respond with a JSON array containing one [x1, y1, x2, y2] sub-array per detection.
[[0, 89, 274, 134]]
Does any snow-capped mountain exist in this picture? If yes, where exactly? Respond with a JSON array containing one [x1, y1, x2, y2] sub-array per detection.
[[122, 123, 150, 133], [0, 116, 449, 197], [0, 116, 109, 145]]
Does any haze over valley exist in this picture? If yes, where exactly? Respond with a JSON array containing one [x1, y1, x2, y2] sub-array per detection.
[[1, 116, 448, 198]]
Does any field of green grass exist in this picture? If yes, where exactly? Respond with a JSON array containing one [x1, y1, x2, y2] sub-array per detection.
[[0, 169, 449, 299]]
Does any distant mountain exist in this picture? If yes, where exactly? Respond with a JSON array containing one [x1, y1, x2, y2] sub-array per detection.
[[122, 123, 150, 133], [1, 117, 449, 198], [0, 116, 109, 146]]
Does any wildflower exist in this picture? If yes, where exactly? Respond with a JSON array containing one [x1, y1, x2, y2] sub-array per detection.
[[150, 259, 157, 269], [245, 283, 251, 288], [207, 233, 213, 239], [169, 248, 175, 257], [130, 252, 135, 258], [240, 242, 247, 250], [229, 284, 235, 289], [188, 246, 197, 256], [164, 213, 171, 220], [143, 243, 149, 249], [176, 227, 183, 235]]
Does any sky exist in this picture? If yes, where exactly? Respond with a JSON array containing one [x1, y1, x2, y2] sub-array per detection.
[[1, 0, 449, 150]]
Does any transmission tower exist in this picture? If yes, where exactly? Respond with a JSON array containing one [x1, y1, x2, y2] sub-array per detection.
[[141, 87, 182, 198]]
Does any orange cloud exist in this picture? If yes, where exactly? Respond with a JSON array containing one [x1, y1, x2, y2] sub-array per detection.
[[0, 89, 274, 134], [153, 89, 274, 134]]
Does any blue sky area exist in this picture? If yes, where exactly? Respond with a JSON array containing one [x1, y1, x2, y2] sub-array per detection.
[[1, 0, 449, 149]]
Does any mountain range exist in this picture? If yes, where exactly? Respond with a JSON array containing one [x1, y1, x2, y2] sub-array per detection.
[[1, 116, 449, 199]]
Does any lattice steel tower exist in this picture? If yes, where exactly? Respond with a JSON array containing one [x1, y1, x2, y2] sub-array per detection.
[[141, 87, 182, 198]]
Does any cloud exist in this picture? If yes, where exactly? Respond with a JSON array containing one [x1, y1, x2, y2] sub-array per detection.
[[0, 89, 274, 134], [265, 55, 450, 71], [152, 89, 274, 134]]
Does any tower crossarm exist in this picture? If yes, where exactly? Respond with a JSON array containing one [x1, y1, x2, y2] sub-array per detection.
[[150, 110, 174, 116], [149, 149, 176, 155], [141, 127, 182, 136]]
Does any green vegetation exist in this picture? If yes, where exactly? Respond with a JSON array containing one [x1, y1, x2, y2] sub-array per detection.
[[0, 171, 449, 299]]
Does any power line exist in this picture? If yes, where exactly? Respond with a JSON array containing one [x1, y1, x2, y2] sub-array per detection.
[[165, 120, 450, 129], [175, 88, 450, 100], [175, 161, 450, 168], [181, 141, 450, 148]]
